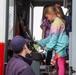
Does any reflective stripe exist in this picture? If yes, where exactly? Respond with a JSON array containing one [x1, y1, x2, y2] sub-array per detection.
[[0, 43, 4, 75], [0, 0, 6, 74]]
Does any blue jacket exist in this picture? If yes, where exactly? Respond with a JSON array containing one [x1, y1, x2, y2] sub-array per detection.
[[38, 32, 69, 53]]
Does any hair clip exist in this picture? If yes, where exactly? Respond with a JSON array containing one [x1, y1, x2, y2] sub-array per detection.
[[54, 4, 60, 8]]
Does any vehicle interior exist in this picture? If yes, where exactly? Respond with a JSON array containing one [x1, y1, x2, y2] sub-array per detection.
[[5, 0, 72, 75]]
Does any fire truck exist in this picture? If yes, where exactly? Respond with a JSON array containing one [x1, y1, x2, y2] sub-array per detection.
[[1, 0, 76, 75]]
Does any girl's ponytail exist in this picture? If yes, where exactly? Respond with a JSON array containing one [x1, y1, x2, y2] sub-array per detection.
[[54, 4, 66, 24], [43, 5, 66, 24]]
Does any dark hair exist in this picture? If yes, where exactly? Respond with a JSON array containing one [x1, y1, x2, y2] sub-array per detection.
[[14, 48, 23, 53]]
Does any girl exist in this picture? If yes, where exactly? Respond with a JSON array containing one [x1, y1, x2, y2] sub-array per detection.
[[38, 6, 69, 75]]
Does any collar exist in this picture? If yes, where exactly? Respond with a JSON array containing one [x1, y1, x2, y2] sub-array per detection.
[[13, 53, 33, 65]]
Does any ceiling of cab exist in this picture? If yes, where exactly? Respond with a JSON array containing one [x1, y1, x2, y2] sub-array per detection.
[[31, 0, 63, 6]]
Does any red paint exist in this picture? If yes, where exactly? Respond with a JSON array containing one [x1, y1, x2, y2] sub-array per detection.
[[0, 43, 4, 75], [15, 27, 19, 35]]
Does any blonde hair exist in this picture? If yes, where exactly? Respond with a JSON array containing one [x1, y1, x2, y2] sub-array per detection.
[[44, 6, 56, 15], [44, 6, 66, 24], [42, 4, 51, 21]]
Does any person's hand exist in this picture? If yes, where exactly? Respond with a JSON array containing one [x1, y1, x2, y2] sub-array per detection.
[[40, 46, 44, 50], [40, 46, 47, 52], [33, 40, 38, 44], [44, 48, 47, 52]]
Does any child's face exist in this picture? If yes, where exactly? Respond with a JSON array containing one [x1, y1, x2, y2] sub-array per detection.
[[45, 14, 53, 22]]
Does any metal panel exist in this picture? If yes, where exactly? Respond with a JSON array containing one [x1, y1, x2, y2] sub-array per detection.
[[71, 0, 76, 75], [32, 0, 62, 1], [32, 0, 63, 6], [8, 0, 14, 39], [0, 0, 7, 74], [31, 61, 40, 75]]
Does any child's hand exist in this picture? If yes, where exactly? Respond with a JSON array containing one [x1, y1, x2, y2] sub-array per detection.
[[51, 59, 56, 66], [40, 46, 47, 51], [33, 40, 38, 44], [44, 49, 47, 52], [43, 47, 47, 52]]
